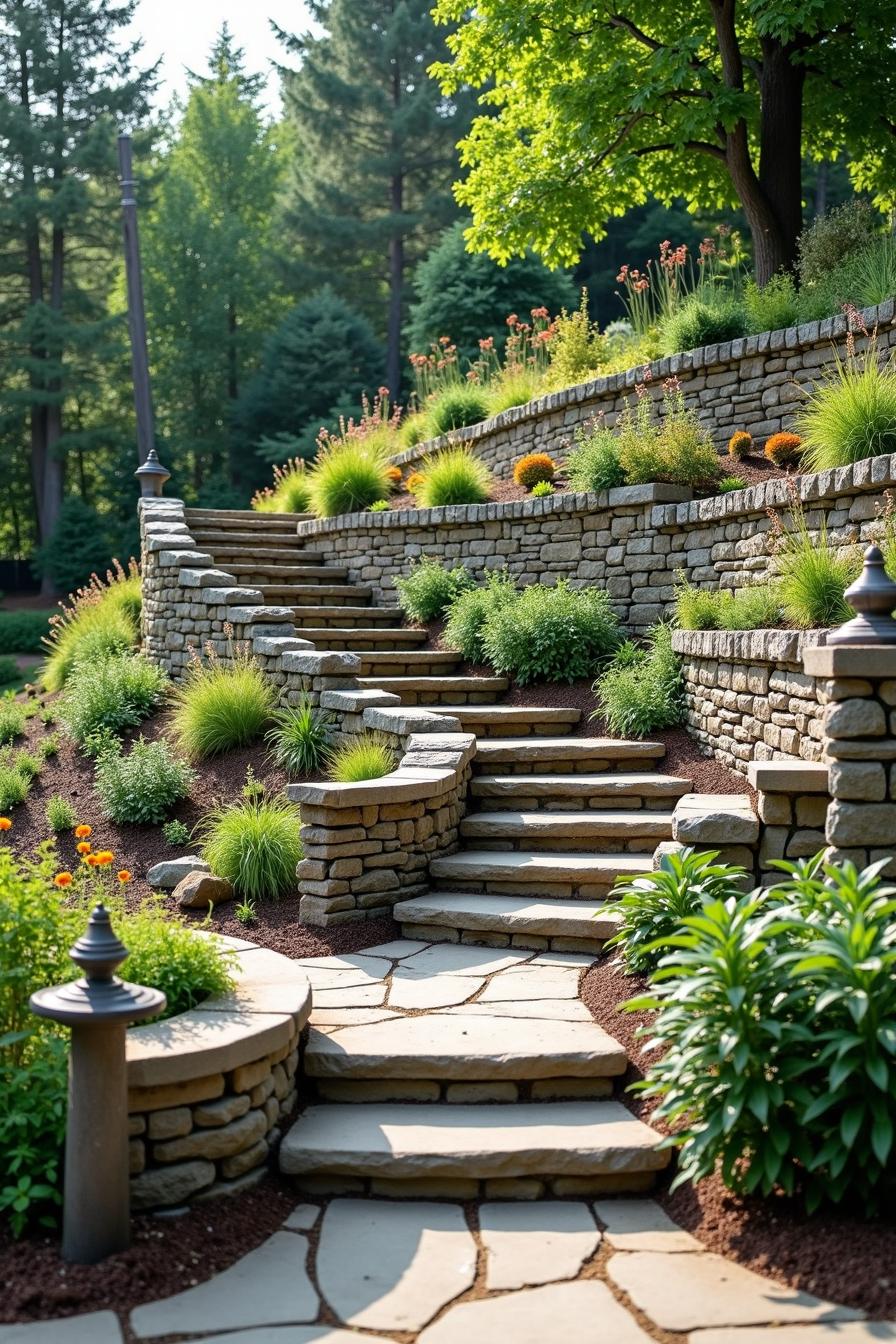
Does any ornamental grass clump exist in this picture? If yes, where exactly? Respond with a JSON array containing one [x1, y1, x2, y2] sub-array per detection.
[[771, 497, 859, 629], [198, 795, 303, 903], [565, 416, 626, 493], [796, 336, 896, 473], [414, 446, 493, 508], [394, 555, 474, 623], [252, 458, 312, 514], [265, 696, 332, 775], [428, 384, 489, 434], [41, 561, 141, 693], [0, 749, 35, 811], [674, 580, 783, 631], [326, 733, 395, 783], [592, 623, 684, 737], [727, 430, 753, 459], [171, 652, 275, 758], [94, 737, 194, 825], [59, 653, 167, 747], [443, 569, 517, 663], [481, 579, 620, 684], [44, 795, 76, 833], [307, 440, 393, 518]]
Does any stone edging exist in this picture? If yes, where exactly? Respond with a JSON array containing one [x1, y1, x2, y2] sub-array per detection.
[[125, 938, 312, 1209], [671, 627, 830, 664]]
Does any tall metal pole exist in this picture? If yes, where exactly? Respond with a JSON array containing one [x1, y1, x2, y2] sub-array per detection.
[[118, 134, 155, 467]]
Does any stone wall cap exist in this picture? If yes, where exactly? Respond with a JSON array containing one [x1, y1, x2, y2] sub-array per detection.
[[319, 688, 401, 711], [606, 483, 693, 506], [200, 587, 263, 606], [362, 705, 462, 734], [289, 765, 457, 808], [748, 760, 830, 793], [673, 793, 759, 845], [672, 628, 828, 664], [803, 644, 896, 678]]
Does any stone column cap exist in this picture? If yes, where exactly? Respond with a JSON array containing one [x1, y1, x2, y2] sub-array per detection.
[[803, 645, 896, 679]]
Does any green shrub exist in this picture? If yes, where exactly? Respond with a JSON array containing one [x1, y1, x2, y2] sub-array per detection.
[[252, 458, 312, 514], [198, 795, 303, 902], [0, 611, 52, 656], [59, 653, 167, 747], [0, 751, 33, 811], [94, 737, 194, 824], [743, 273, 798, 334], [41, 563, 141, 692], [162, 818, 191, 846], [428, 384, 489, 434], [661, 295, 747, 355], [630, 855, 896, 1210], [481, 579, 620, 684], [327, 733, 395, 783], [565, 417, 626, 492], [607, 847, 747, 975], [797, 346, 896, 473], [531, 480, 555, 497], [797, 199, 878, 288], [33, 497, 115, 598], [121, 898, 238, 1013], [442, 570, 517, 663], [307, 440, 393, 518], [593, 623, 684, 736], [772, 504, 858, 628], [717, 475, 747, 493], [414, 446, 493, 508], [0, 700, 26, 746], [674, 581, 783, 631], [546, 290, 605, 389], [45, 795, 76, 833], [0, 656, 19, 686], [171, 654, 275, 759], [394, 555, 474, 624], [39, 732, 60, 760], [265, 697, 332, 775], [619, 387, 718, 488]]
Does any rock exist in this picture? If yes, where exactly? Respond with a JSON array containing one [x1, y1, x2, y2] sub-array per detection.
[[193, 1093, 251, 1128], [417, 1281, 652, 1344], [479, 1201, 601, 1290], [174, 872, 234, 910], [594, 1199, 701, 1252], [147, 856, 209, 889], [153, 1107, 267, 1163], [130, 1159, 215, 1210]]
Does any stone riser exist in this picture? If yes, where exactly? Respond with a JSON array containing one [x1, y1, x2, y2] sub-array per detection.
[[471, 756, 665, 775], [312, 1077, 614, 1104], [292, 1170, 659, 1200], [450, 722, 580, 738], [299, 628, 428, 648], [431, 878, 617, 900], [399, 922, 607, 955], [473, 796, 677, 812], [381, 690, 511, 706], [359, 658, 464, 677], [290, 608, 399, 627], [463, 837, 663, 854]]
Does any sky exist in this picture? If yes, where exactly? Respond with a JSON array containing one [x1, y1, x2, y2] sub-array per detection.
[[124, 0, 319, 114]]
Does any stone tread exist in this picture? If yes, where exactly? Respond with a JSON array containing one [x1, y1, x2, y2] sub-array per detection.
[[427, 704, 581, 724], [184, 508, 310, 524], [358, 650, 462, 666], [279, 1100, 670, 1179], [261, 584, 372, 600], [358, 675, 510, 694], [289, 605, 402, 622], [473, 737, 665, 763], [189, 529, 302, 546], [222, 563, 348, 580], [299, 626, 429, 645], [471, 772, 692, 800], [395, 891, 619, 939], [430, 850, 649, 886], [197, 546, 324, 563], [460, 810, 674, 840]]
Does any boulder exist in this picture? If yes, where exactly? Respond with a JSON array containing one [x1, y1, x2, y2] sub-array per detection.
[[175, 871, 234, 910], [147, 855, 210, 889]]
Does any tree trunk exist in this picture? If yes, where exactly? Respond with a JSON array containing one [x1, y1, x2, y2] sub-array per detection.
[[757, 37, 805, 277], [386, 54, 403, 401], [19, 44, 49, 542]]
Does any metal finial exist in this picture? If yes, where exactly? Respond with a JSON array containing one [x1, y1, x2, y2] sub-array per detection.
[[135, 448, 171, 498], [69, 904, 128, 982], [31, 905, 165, 1027], [828, 545, 896, 645]]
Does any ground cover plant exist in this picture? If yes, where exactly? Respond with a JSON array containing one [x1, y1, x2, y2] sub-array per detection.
[[624, 853, 896, 1211], [394, 555, 474, 623], [198, 795, 303, 902], [442, 569, 517, 663], [674, 581, 784, 632], [93, 737, 194, 824], [593, 623, 684, 736], [58, 653, 167, 747], [171, 651, 275, 758], [326, 733, 395, 783]]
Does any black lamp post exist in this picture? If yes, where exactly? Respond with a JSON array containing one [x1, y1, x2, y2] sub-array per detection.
[[30, 905, 165, 1263], [135, 447, 171, 498], [828, 545, 896, 645]]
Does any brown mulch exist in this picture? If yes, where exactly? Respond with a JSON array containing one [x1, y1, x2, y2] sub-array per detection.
[[582, 955, 896, 1320], [708, 451, 789, 490]]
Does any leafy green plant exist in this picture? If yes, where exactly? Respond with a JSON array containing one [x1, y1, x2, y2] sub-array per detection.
[[265, 697, 332, 775], [743, 274, 798, 334], [94, 737, 194, 825], [674, 581, 783, 631], [307, 439, 393, 518], [41, 562, 141, 692], [845, 235, 896, 308], [661, 294, 747, 355], [394, 555, 474, 623], [162, 818, 191, 846], [607, 847, 747, 974], [619, 383, 718, 488], [44, 795, 76, 833], [565, 415, 625, 493], [235, 898, 256, 926], [718, 475, 747, 493], [326, 733, 395, 783], [593, 623, 684, 736], [198, 795, 303, 902], [39, 732, 61, 760], [367, 499, 390, 512], [414, 446, 493, 508], [0, 700, 26, 746], [241, 765, 265, 801], [797, 200, 878, 289], [428, 384, 489, 434], [0, 750, 36, 811], [797, 342, 896, 473], [546, 289, 605, 389], [59, 653, 167, 747], [122, 897, 238, 1014], [531, 479, 555, 497], [171, 652, 275, 758], [481, 579, 620, 684], [442, 569, 517, 663]]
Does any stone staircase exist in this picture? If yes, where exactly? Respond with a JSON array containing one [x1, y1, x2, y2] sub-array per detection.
[[187, 507, 682, 1196]]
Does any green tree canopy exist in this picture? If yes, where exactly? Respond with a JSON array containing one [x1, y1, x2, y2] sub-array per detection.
[[433, 1, 896, 283], [407, 221, 578, 360]]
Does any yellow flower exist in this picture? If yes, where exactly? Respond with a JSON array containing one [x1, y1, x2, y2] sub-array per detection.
[[54, 872, 73, 888], [95, 850, 114, 866]]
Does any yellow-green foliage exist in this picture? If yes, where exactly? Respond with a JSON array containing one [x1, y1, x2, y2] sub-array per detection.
[[41, 562, 141, 693]]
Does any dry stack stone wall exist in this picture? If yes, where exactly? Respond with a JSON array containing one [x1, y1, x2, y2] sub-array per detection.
[[391, 300, 896, 479]]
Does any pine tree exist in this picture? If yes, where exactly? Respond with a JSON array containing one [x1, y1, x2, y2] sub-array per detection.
[[141, 26, 288, 496], [276, 0, 475, 398], [0, 0, 155, 590]]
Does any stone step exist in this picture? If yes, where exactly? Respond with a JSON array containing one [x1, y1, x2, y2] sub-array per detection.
[[358, 649, 463, 675], [300, 626, 430, 648], [197, 545, 326, 564], [303, 1011, 627, 1083], [430, 849, 649, 898], [222, 562, 348, 581], [262, 583, 372, 604], [357, 675, 510, 705], [190, 528, 303, 547], [425, 705, 581, 736], [472, 737, 666, 773], [290, 605, 403, 627], [471, 772, 692, 807], [279, 1100, 670, 1194], [459, 809, 673, 852], [184, 508, 310, 526], [396, 890, 617, 951]]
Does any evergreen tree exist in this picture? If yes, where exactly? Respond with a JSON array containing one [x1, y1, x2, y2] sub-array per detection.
[[276, 0, 475, 397], [0, 0, 155, 590], [141, 26, 287, 496]]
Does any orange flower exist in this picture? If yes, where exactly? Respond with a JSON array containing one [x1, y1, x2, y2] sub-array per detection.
[[76, 841, 91, 855], [0, 817, 11, 832], [74, 824, 92, 839], [95, 850, 114, 866], [85, 854, 100, 867], [54, 872, 73, 888], [117, 870, 133, 884]]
